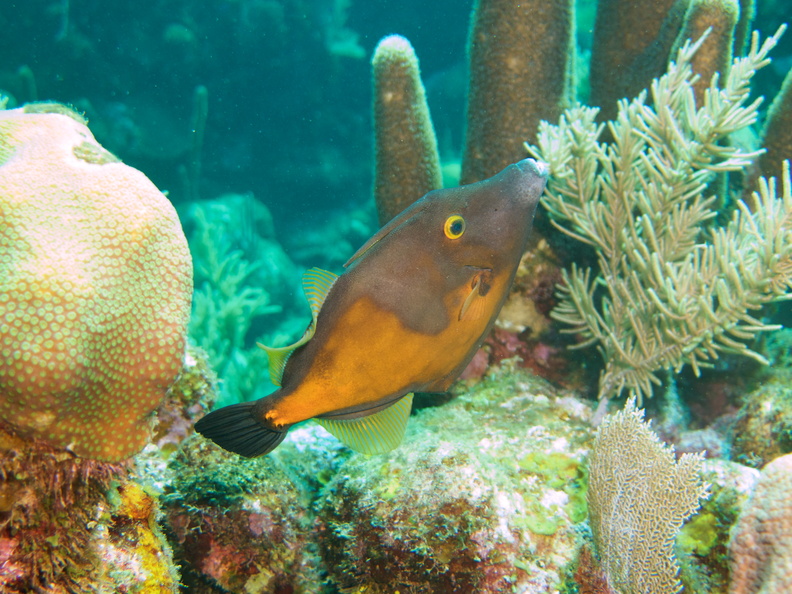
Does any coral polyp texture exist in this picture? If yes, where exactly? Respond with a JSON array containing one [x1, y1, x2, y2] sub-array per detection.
[[0, 104, 193, 461], [728, 453, 792, 593], [461, 0, 574, 185], [372, 34, 441, 226]]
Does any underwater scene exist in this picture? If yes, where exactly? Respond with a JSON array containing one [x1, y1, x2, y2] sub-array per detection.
[[2, 0, 792, 592]]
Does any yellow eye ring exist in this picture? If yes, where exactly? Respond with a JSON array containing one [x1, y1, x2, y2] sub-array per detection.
[[444, 215, 466, 239]]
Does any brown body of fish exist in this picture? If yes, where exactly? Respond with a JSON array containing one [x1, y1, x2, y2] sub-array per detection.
[[195, 158, 548, 457]]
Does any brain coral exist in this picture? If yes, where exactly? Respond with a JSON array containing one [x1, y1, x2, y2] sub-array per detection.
[[0, 104, 192, 461]]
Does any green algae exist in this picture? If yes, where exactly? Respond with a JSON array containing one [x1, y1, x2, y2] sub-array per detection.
[[678, 512, 719, 556], [519, 451, 588, 526], [677, 460, 760, 594]]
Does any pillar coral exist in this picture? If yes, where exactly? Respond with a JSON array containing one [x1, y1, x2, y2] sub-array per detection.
[[752, 68, 792, 194], [461, 0, 575, 185], [372, 35, 441, 226], [728, 453, 792, 593], [0, 104, 193, 462], [589, 0, 687, 122], [591, 0, 753, 121], [672, 0, 740, 105]]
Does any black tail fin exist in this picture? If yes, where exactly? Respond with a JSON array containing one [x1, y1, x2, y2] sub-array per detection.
[[194, 401, 288, 457]]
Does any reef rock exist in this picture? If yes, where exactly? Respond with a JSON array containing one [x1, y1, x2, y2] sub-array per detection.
[[161, 434, 327, 593], [315, 368, 594, 593], [0, 442, 179, 593]]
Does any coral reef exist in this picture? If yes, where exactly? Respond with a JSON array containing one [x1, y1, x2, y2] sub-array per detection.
[[316, 369, 593, 593], [678, 459, 760, 593], [0, 103, 192, 461], [151, 344, 218, 456], [368, 0, 577, 358], [0, 442, 179, 593], [589, 0, 686, 122], [730, 367, 792, 467], [750, 66, 792, 194], [528, 30, 792, 403], [728, 453, 792, 593], [161, 435, 323, 593], [585, 398, 709, 594], [368, 0, 775, 386], [671, 0, 741, 105], [0, 337, 219, 591], [372, 35, 441, 226], [589, 0, 752, 121]]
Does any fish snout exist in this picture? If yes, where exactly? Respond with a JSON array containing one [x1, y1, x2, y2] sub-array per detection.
[[515, 157, 549, 179], [512, 158, 549, 205]]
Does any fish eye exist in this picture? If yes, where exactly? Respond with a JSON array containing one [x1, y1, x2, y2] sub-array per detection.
[[443, 215, 466, 239]]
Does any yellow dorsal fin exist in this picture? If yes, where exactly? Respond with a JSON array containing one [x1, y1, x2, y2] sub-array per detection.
[[301, 267, 338, 317], [315, 394, 414, 455], [258, 267, 338, 386]]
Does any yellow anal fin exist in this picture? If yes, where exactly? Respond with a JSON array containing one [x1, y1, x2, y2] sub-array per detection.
[[258, 267, 338, 386], [315, 394, 414, 455]]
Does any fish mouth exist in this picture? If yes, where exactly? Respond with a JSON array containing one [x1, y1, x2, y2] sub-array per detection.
[[516, 158, 549, 178]]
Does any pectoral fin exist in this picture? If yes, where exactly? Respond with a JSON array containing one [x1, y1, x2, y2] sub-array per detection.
[[459, 269, 493, 321], [315, 394, 414, 455], [258, 267, 338, 385]]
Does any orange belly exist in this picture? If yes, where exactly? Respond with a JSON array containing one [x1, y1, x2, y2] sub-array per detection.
[[267, 273, 509, 426]]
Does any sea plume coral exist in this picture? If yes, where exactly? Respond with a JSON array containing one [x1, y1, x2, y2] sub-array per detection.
[[0, 103, 192, 461], [528, 29, 792, 402]]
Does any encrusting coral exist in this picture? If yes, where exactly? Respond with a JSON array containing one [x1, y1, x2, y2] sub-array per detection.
[[0, 103, 193, 461], [728, 453, 792, 593], [0, 441, 180, 593], [528, 29, 792, 403], [676, 459, 760, 593]]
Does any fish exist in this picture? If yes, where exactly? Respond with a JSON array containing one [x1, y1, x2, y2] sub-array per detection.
[[194, 158, 549, 457]]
